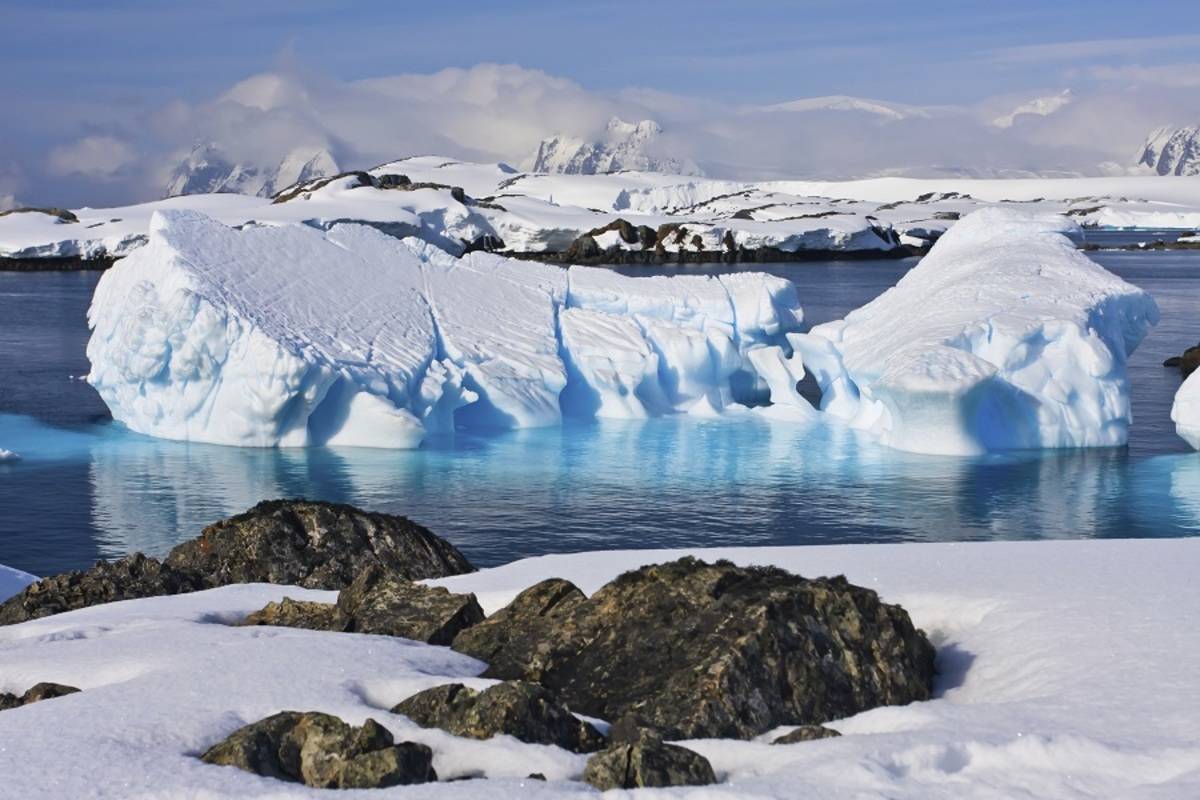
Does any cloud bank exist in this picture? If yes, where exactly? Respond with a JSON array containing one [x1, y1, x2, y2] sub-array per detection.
[[10, 60, 1200, 207]]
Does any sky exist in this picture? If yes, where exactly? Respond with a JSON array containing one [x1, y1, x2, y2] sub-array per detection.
[[3, 0, 1200, 206]]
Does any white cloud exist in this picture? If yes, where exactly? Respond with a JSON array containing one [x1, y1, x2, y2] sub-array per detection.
[[1085, 62, 1200, 89], [0, 194, 17, 212], [47, 135, 136, 178], [991, 34, 1200, 64]]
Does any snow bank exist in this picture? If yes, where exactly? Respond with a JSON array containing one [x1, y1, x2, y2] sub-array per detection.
[[3, 538, 1200, 798], [86, 211, 805, 446], [1172, 371, 1200, 449], [794, 209, 1159, 454]]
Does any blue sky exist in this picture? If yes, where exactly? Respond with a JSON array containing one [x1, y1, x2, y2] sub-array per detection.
[[3, 0, 1200, 204]]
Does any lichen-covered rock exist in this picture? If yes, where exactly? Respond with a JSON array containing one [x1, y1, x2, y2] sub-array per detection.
[[0, 682, 80, 711], [0, 554, 202, 625], [771, 725, 842, 744], [334, 566, 484, 645], [240, 597, 340, 630], [166, 500, 474, 589], [452, 557, 936, 740], [391, 681, 605, 753], [582, 731, 715, 790], [200, 711, 436, 789]]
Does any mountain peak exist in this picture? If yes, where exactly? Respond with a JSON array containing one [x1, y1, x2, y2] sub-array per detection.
[[164, 144, 339, 198], [1136, 125, 1200, 176], [528, 117, 702, 176]]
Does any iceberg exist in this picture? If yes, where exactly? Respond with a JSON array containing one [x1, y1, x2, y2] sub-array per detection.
[[86, 211, 805, 448], [1172, 372, 1200, 450], [792, 209, 1159, 455]]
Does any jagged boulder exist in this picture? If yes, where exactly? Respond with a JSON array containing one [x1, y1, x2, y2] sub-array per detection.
[[201, 711, 436, 789], [165, 500, 473, 590], [334, 566, 483, 644], [582, 729, 715, 790], [240, 566, 483, 645], [1164, 344, 1200, 377], [452, 558, 936, 740], [391, 681, 605, 753], [772, 725, 841, 744], [0, 554, 202, 625], [0, 682, 80, 711]]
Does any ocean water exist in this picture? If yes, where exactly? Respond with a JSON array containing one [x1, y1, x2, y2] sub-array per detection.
[[0, 250, 1197, 576]]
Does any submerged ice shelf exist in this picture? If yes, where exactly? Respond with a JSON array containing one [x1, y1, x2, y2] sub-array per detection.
[[86, 208, 1160, 454], [87, 210, 802, 448]]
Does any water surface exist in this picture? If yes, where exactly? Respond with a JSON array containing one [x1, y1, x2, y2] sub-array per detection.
[[1, 250, 1197, 576]]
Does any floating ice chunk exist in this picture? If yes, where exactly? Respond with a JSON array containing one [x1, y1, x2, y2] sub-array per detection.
[[87, 210, 448, 447], [1172, 372, 1200, 450], [746, 337, 812, 412], [795, 209, 1159, 455], [415, 243, 568, 429], [560, 308, 663, 418], [0, 448, 19, 462]]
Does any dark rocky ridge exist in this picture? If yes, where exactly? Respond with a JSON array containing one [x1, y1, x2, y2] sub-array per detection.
[[453, 557, 936, 740], [0, 500, 474, 625], [201, 711, 436, 789]]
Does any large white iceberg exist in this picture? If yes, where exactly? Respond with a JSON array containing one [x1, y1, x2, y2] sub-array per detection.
[[87, 210, 804, 447], [1172, 372, 1200, 450], [792, 209, 1160, 455]]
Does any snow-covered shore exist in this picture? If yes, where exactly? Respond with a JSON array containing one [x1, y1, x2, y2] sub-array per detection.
[[1, 538, 1198, 798], [3, 159, 1200, 264]]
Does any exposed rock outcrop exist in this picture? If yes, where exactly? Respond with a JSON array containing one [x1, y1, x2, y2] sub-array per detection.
[[582, 729, 715, 790], [0, 682, 80, 711], [0, 500, 473, 625], [452, 557, 936, 740], [772, 725, 842, 744], [201, 711, 436, 789], [1163, 344, 1200, 377], [164, 500, 473, 590], [391, 681, 605, 753], [0, 207, 78, 223]]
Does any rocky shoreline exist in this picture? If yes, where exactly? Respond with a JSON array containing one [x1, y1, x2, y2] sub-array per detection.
[[0, 498, 937, 792]]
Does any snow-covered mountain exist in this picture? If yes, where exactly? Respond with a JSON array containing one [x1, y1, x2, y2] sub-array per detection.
[[527, 117, 703, 176], [164, 144, 339, 198], [760, 95, 929, 120], [1136, 126, 1200, 176]]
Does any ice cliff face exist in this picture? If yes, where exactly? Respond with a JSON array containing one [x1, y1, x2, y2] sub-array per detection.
[[1173, 372, 1200, 450], [792, 208, 1159, 455], [164, 145, 339, 198], [528, 117, 703, 176], [1136, 126, 1200, 177], [86, 211, 800, 447]]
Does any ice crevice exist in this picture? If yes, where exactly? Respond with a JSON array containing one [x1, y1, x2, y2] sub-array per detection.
[[86, 208, 1159, 454]]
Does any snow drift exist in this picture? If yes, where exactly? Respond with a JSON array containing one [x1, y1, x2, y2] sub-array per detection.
[[792, 209, 1159, 455], [1173, 371, 1200, 450], [86, 211, 803, 447]]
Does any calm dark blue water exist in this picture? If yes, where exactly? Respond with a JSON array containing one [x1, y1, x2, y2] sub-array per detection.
[[1, 250, 1198, 576]]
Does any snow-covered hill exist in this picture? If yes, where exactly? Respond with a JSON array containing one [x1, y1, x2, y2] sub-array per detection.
[[527, 117, 703, 176], [1136, 126, 1200, 176], [164, 144, 338, 198]]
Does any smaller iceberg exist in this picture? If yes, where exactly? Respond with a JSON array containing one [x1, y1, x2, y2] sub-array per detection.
[[0, 448, 19, 462], [1172, 371, 1200, 450], [792, 209, 1159, 455]]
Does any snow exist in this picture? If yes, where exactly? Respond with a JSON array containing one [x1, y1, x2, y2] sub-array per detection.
[[1172, 371, 1200, 449], [3, 537, 1200, 798], [526, 116, 703, 176], [1137, 125, 1200, 177], [793, 209, 1160, 455], [86, 211, 804, 447]]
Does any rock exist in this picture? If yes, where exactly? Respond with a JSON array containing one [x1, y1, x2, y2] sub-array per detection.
[[334, 566, 484, 644], [0, 207, 78, 223], [771, 725, 841, 744], [201, 711, 436, 789], [450, 186, 467, 204], [0, 682, 80, 711], [452, 557, 936, 740], [165, 499, 474, 590], [391, 681, 605, 753], [636, 225, 658, 248], [1165, 356, 1183, 367], [1, 500, 474, 625], [564, 234, 601, 262], [240, 597, 340, 630], [0, 553, 203, 625], [582, 734, 716, 790], [1164, 345, 1200, 376], [376, 173, 412, 190]]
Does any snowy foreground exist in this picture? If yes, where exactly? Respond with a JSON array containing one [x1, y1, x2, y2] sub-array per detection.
[[85, 207, 1160, 454], [1, 538, 1199, 798], [3, 157, 1200, 261]]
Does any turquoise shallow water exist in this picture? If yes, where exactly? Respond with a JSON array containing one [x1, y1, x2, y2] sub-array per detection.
[[0, 248, 1197, 575]]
